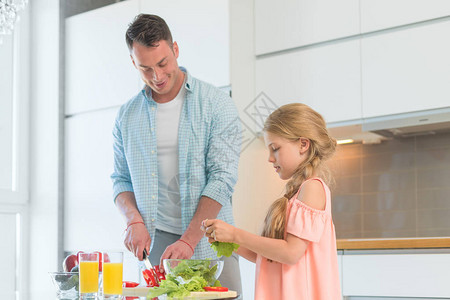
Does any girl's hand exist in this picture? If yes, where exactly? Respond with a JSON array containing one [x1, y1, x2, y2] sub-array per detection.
[[201, 219, 236, 243]]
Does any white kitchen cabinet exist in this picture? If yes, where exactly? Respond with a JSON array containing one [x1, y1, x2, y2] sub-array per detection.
[[255, 40, 361, 124], [337, 253, 343, 295], [0, 17, 29, 205], [342, 253, 450, 297], [140, 0, 229, 87], [64, 108, 125, 251], [255, 0, 359, 55], [361, 20, 450, 119], [64, 108, 141, 281], [0, 35, 14, 192], [0, 213, 17, 296], [65, 0, 141, 115], [360, 0, 450, 33]]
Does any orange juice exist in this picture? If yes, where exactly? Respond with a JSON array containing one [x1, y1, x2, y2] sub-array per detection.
[[103, 262, 123, 295], [79, 261, 99, 293]]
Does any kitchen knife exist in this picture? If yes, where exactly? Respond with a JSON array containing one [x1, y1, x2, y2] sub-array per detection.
[[143, 249, 160, 284]]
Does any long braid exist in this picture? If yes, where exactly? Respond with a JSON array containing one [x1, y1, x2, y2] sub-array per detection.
[[261, 103, 337, 241]]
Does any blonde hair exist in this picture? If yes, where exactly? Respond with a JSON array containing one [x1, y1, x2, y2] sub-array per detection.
[[261, 103, 337, 240]]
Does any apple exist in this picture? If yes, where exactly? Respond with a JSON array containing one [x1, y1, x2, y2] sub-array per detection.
[[72, 251, 108, 272], [88, 251, 109, 272], [62, 254, 79, 272], [76, 251, 85, 261]]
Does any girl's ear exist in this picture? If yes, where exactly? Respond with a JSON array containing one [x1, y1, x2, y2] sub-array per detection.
[[299, 137, 310, 154]]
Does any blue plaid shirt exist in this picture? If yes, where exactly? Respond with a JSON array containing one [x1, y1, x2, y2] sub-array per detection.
[[111, 69, 241, 259]]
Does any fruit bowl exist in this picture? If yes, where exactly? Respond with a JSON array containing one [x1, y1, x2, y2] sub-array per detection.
[[49, 272, 102, 298], [163, 259, 224, 286]]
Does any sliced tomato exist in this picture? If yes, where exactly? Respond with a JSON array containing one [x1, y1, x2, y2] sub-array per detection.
[[204, 286, 229, 292]]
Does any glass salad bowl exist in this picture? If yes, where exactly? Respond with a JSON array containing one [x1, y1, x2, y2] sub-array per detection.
[[163, 259, 223, 286]]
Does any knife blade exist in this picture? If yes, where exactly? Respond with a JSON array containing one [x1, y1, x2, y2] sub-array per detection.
[[143, 249, 160, 284], [142, 249, 153, 270]]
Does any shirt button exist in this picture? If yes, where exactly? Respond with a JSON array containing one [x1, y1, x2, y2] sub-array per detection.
[[152, 107, 155, 111], [152, 195, 155, 199], [151, 150, 155, 154], [151, 127, 154, 132], [152, 173, 156, 176], [151, 218, 155, 222]]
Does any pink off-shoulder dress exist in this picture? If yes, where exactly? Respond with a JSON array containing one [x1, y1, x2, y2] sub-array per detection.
[[254, 178, 341, 300]]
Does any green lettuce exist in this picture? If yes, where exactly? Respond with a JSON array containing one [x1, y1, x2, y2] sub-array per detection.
[[184, 276, 207, 291], [147, 275, 189, 299], [211, 241, 240, 257], [171, 260, 218, 285], [147, 262, 219, 299]]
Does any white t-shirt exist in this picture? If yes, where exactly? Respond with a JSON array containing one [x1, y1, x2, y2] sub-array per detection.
[[155, 82, 186, 235]]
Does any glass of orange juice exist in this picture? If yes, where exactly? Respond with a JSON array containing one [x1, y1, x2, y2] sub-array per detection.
[[79, 252, 99, 299], [102, 252, 123, 299]]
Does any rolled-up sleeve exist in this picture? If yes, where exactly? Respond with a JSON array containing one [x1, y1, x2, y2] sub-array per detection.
[[201, 95, 241, 206], [111, 113, 134, 202]]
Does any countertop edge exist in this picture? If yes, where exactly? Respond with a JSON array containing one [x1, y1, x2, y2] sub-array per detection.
[[336, 237, 450, 250]]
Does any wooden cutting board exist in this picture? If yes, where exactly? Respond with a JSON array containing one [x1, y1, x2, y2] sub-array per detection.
[[123, 286, 237, 299]]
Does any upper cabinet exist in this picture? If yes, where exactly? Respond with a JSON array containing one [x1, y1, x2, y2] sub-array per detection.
[[255, 40, 361, 124], [254, 0, 450, 126], [361, 20, 450, 118], [140, 0, 229, 88], [65, 0, 230, 116], [360, 0, 450, 33], [255, 0, 359, 55], [65, 0, 141, 115]]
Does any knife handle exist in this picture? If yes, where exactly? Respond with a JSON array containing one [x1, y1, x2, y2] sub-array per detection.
[[143, 248, 149, 259]]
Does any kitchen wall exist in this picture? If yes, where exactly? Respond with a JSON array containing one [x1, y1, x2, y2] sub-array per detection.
[[331, 131, 450, 239]]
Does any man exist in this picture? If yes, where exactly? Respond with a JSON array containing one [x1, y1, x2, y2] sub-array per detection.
[[111, 14, 242, 293]]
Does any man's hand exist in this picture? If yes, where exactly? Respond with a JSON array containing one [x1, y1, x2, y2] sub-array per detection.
[[115, 192, 150, 261], [159, 240, 194, 271], [124, 222, 151, 261]]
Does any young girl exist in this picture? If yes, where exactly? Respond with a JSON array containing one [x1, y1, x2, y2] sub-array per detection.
[[201, 103, 341, 299]]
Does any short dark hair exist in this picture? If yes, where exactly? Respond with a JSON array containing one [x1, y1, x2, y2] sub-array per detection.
[[125, 14, 173, 51]]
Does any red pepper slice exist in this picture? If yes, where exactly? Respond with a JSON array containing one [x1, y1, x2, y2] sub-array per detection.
[[142, 269, 158, 287], [153, 265, 166, 281], [204, 286, 229, 292], [122, 281, 139, 288]]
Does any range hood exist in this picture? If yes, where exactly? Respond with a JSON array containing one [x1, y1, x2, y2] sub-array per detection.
[[362, 107, 450, 138], [328, 107, 450, 144]]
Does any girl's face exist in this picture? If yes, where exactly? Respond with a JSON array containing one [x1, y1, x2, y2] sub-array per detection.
[[263, 132, 310, 180]]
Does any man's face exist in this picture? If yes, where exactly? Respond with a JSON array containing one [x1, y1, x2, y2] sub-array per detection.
[[130, 40, 182, 102]]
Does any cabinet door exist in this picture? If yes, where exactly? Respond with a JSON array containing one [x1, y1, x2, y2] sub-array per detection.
[[255, 0, 359, 55], [0, 213, 16, 297], [361, 21, 450, 119], [0, 27, 28, 204], [255, 40, 361, 124], [361, 0, 450, 33], [64, 109, 124, 251], [342, 253, 450, 297], [140, 0, 229, 87], [65, 0, 141, 115]]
